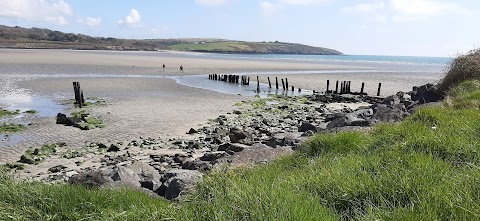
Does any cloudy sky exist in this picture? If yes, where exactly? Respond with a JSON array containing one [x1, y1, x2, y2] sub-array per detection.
[[0, 0, 478, 57]]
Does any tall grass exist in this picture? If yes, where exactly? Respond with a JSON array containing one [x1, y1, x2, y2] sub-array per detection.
[[439, 49, 480, 92]]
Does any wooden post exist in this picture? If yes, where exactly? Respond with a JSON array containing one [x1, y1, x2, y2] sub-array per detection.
[[276, 77, 279, 89], [268, 77, 271, 88], [298, 88, 301, 92], [247, 77, 250, 85], [256, 76, 260, 93], [335, 81, 339, 94], [281, 79, 285, 90], [291, 86, 294, 91], [285, 78, 289, 90], [235, 75, 239, 84], [377, 83, 382, 96], [326, 80, 330, 93], [348, 81, 351, 93], [360, 82, 365, 94]]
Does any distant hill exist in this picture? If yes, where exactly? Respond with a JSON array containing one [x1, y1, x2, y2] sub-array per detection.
[[0, 25, 342, 55]]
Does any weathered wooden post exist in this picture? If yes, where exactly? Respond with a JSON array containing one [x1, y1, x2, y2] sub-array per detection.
[[256, 76, 260, 93], [377, 83, 382, 96], [326, 80, 330, 93], [268, 77, 271, 88], [348, 81, 351, 93], [361, 82, 365, 94], [281, 79, 285, 90], [235, 75, 239, 84], [340, 81, 344, 94], [276, 77, 279, 89], [298, 88, 301, 92], [247, 77, 250, 85], [291, 86, 294, 91], [73, 81, 84, 108], [335, 81, 339, 94], [285, 78, 289, 90]]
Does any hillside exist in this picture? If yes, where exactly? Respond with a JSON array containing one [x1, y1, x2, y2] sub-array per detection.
[[0, 25, 342, 55]]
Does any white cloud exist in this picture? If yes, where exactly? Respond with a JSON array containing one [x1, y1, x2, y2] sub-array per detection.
[[390, 0, 468, 22], [78, 17, 102, 27], [194, 0, 230, 6], [279, 0, 330, 6], [0, 0, 73, 25], [260, 1, 279, 16], [342, 2, 385, 13], [118, 9, 141, 27]]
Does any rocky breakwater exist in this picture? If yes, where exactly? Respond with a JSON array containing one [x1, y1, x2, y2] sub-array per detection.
[[12, 83, 444, 200]]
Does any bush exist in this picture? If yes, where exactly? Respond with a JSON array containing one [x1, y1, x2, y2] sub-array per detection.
[[439, 49, 480, 92]]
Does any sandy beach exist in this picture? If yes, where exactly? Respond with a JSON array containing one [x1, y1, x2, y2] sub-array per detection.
[[0, 49, 444, 167]]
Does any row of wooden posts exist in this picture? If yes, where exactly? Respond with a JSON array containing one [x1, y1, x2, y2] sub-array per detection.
[[208, 74, 302, 93], [72, 82, 85, 108], [208, 74, 382, 96]]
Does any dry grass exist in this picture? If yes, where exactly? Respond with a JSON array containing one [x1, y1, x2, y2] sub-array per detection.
[[439, 49, 480, 92]]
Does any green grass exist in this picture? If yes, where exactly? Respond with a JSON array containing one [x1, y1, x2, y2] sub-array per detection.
[[0, 171, 174, 220], [1, 81, 480, 220], [0, 109, 20, 117], [0, 123, 25, 133], [24, 110, 37, 114]]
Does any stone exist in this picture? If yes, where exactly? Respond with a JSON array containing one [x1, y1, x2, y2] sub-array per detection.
[[107, 144, 120, 152], [326, 114, 372, 129], [18, 155, 35, 164], [199, 152, 226, 161], [48, 165, 68, 173], [228, 143, 250, 152], [109, 166, 141, 187], [181, 160, 212, 171], [156, 169, 203, 200], [128, 162, 161, 191], [233, 110, 242, 114], [187, 128, 197, 134], [372, 104, 408, 122], [298, 122, 317, 132], [68, 170, 113, 187]]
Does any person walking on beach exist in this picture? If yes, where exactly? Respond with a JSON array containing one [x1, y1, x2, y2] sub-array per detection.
[[162, 64, 165, 71], [180, 65, 183, 73]]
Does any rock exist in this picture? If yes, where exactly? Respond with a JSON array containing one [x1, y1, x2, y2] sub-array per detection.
[[18, 155, 35, 164], [48, 165, 67, 173], [326, 114, 372, 129], [181, 160, 213, 171], [107, 144, 120, 152], [233, 110, 242, 114], [128, 162, 161, 191], [298, 122, 317, 132], [229, 128, 252, 144], [410, 83, 445, 104], [109, 166, 141, 187], [187, 128, 197, 134], [156, 169, 203, 200], [199, 152, 226, 161], [97, 143, 108, 149], [228, 143, 250, 152], [68, 170, 113, 187], [56, 113, 74, 125], [218, 143, 230, 151], [372, 104, 408, 122]]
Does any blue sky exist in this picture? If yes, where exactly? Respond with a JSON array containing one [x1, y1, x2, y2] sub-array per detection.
[[0, 0, 479, 57]]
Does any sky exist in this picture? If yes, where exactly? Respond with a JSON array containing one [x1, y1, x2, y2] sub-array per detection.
[[0, 0, 479, 57]]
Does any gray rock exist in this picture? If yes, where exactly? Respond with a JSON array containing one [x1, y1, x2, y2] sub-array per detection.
[[199, 152, 226, 161], [109, 166, 141, 187], [68, 170, 113, 187], [327, 114, 372, 129], [228, 143, 250, 152], [128, 162, 161, 191], [372, 104, 408, 122], [156, 169, 203, 200], [181, 160, 213, 171], [107, 144, 120, 152], [298, 122, 317, 132], [48, 165, 67, 173], [187, 128, 197, 134]]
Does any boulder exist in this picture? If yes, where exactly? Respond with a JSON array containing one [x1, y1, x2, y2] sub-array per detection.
[[109, 166, 141, 187], [107, 144, 120, 152], [181, 160, 213, 171], [326, 114, 371, 129], [187, 128, 197, 134], [410, 84, 445, 104], [298, 122, 317, 132], [156, 169, 203, 200], [128, 162, 161, 191], [68, 170, 113, 187], [372, 104, 408, 122], [199, 152, 226, 161], [228, 143, 250, 152], [228, 128, 252, 144]]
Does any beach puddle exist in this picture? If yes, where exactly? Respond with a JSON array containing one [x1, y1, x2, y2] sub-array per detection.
[[0, 93, 64, 118], [170, 75, 313, 98], [0, 134, 26, 147]]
